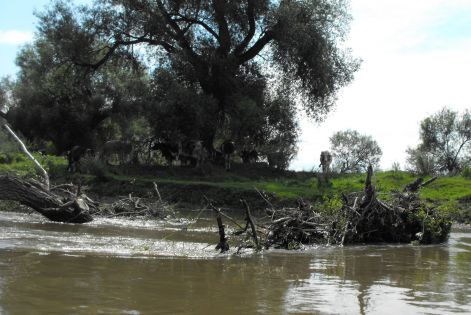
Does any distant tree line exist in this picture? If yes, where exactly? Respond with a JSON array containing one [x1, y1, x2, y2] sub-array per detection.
[[327, 107, 471, 176]]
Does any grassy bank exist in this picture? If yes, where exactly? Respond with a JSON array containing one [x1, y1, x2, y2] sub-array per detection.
[[0, 152, 470, 222]]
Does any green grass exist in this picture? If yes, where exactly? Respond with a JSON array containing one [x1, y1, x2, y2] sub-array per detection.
[[1, 153, 471, 222], [0, 152, 67, 178], [1, 153, 470, 202], [421, 176, 471, 201]]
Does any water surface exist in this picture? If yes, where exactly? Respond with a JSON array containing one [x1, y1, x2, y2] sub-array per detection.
[[0, 211, 470, 314]]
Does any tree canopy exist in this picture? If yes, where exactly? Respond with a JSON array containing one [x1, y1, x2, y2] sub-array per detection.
[[3, 36, 150, 153], [3, 0, 358, 167], [407, 107, 471, 174], [330, 129, 382, 173]]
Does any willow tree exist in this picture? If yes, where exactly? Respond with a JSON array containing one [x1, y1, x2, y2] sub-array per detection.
[[3, 36, 150, 154], [330, 130, 382, 173], [36, 0, 359, 151], [408, 108, 471, 174]]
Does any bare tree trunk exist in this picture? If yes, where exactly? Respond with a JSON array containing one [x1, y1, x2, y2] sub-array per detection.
[[3, 124, 49, 190], [0, 175, 93, 223], [1, 123, 93, 223]]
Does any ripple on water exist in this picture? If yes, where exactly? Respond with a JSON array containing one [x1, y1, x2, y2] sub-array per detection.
[[0, 212, 470, 314], [0, 212, 232, 258]]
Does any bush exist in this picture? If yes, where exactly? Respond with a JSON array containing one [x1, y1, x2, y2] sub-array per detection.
[[416, 209, 452, 244], [0, 153, 13, 164], [391, 161, 401, 172], [462, 166, 471, 179], [81, 157, 110, 181], [44, 156, 67, 179]]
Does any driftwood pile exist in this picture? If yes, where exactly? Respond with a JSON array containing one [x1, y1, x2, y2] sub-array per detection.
[[98, 183, 175, 218], [263, 201, 328, 249], [330, 165, 450, 245], [211, 165, 451, 252]]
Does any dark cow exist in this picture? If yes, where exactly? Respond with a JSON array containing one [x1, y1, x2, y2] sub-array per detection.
[[101, 140, 133, 165], [151, 142, 180, 165], [67, 145, 88, 173], [240, 150, 258, 164], [210, 148, 224, 164], [221, 140, 235, 171]]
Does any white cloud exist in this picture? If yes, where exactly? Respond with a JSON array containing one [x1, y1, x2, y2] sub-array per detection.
[[0, 30, 33, 45], [291, 0, 471, 171]]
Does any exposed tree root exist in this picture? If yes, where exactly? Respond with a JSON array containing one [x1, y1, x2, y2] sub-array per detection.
[[211, 166, 451, 252]]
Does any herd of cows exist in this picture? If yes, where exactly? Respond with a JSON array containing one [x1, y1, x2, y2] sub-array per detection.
[[66, 139, 259, 173]]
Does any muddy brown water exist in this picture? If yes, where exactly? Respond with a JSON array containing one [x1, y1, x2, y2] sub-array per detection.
[[0, 211, 470, 315]]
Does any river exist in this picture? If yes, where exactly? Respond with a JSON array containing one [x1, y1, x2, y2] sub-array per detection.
[[0, 211, 470, 314]]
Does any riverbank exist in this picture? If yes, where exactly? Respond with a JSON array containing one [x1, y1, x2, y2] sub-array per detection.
[[1, 153, 470, 223]]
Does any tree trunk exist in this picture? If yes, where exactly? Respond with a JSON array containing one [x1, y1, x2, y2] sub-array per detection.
[[0, 175, 93, 223]]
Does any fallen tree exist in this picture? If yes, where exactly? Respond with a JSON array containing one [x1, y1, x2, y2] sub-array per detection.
[[0, 175, 93, 223], [212, 165, 452, 251], [0, 123, 94, 223]]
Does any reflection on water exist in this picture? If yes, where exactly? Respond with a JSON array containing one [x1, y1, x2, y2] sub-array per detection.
[[284, 241, 470, 315], [0, 211, 470, 314]]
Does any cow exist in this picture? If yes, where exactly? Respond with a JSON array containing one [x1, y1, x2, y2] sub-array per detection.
[[67, 145, 92, 173], [101, 140, 133, 165], [240, 150, 258, 164], [221, 140, 235, 171], [180, 140, 207, 167], [151, 142, 180, 165], [319, 151, 332, 174], [192, 140, 206, 167]]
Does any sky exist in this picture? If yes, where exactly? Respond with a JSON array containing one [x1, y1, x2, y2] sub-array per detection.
[[0, 0, 470, 171]]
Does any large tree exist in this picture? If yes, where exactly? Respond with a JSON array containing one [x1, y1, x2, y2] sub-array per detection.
[[330, 129, 382, 173], [408, 107, 471, 174], [4, 37, 150, 153], [35, 0, 359, 152]]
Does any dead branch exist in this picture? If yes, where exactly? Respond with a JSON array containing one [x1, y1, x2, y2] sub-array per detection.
[[153, 182, 162, 201], [241, 199, 260, 250], [3, 124, 49, 190], [421, 176, 438, 188]]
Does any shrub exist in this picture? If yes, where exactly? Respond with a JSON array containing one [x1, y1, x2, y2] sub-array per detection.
[[81, 157, 110, 181], [462, 166, 471, 179], [0, 153, 13, 164], [391, 162, 401, 172]]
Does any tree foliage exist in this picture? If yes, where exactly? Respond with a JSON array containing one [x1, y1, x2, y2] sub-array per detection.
[[405, 147, 438, 176], [2, 0, 358, 169], [0, 77, 13, 117], [407, 107, 471, 174], [31, 0, 358, 150], [330, 129, 382, 173], [4, 36, 150, 153], [259, 95, 299, 169]]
